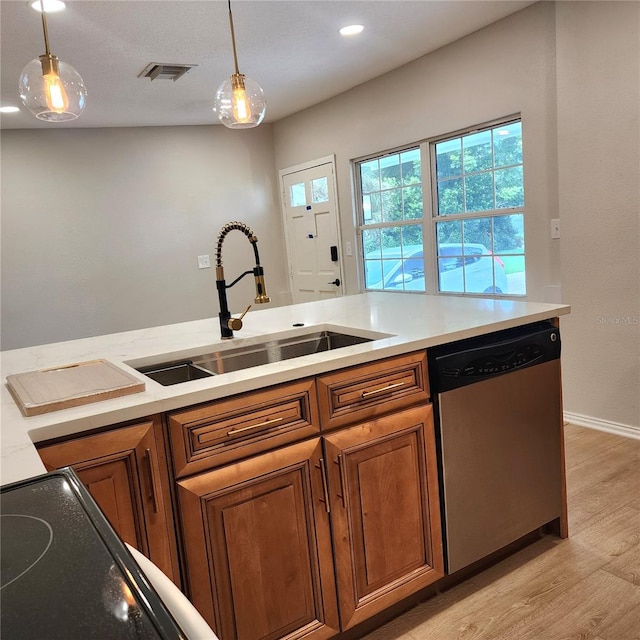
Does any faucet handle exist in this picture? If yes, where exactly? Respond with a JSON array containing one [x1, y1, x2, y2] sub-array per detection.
[[227, 305, 252, 331]]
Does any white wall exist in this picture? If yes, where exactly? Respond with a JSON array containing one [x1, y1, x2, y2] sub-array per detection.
[[272, 2, 560, 301], [1, 125, 290, 349], [555, 1, 640, 429], [272, 1, 639, 430]]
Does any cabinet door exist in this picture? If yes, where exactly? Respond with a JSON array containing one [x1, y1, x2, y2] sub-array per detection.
[[177, 438, 339, 640], [37, 418, 180, 584], [324, 404, 444, 629]]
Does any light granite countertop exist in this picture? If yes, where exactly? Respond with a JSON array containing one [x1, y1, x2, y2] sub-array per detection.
[[1, 293, 570, 486]]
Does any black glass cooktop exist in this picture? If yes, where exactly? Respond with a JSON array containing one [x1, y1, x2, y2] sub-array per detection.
[[1, 468, 185, 639]]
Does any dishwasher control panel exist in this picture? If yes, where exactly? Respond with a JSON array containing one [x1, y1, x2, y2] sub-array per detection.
[[431, 324, 560, 392]]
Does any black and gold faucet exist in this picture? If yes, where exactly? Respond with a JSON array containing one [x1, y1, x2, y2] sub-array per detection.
[[215, 221, 270, 339]]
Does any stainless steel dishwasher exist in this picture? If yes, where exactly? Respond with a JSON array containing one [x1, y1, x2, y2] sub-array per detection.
[[429, 321, 563, 574]]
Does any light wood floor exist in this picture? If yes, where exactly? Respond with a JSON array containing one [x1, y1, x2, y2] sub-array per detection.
[[361, 424, 640, 640]]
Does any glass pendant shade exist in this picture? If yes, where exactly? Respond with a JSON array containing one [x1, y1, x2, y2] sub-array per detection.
[[215, 72, 266, 129], [19, 54, 87, 122]]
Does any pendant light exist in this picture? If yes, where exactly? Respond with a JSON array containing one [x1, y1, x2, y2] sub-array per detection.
[[18, 0, 87, 122], [214, 0, 266, 129]]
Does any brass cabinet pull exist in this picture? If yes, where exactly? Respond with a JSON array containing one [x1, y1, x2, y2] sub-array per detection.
[[316, 457, 331, 514], [144, 448, 159, 514], [361, 381, 405, 398], [335, 454, 347, 509], [227, 416, 283, 437]]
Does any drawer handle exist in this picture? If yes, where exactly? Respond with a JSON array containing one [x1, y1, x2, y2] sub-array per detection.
[[227, 417, 283, 437], [361, 381, 405, 398]]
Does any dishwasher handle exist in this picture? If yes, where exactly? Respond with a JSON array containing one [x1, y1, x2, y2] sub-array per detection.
[[432, 325, 560, 393]]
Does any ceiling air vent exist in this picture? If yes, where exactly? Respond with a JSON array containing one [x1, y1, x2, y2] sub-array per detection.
[[138, 62, 197, 82]]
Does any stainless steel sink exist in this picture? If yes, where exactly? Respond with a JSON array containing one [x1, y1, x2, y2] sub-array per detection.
[[137, 361, 214, 386], [134, 329, 380, 385]]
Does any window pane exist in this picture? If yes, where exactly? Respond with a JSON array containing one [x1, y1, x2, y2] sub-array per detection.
[[463, 217, 492, 252], [362, 192, 381, 223], [362, 225, 425, 292], [494, 213, 524, 252], [436, 138, 462, 180], [380, 154, 401, 188], [289, 182, 306, 207], [311, 177, 328, 203], [400, 149, 421, 185], [381, 189, 402, 222], [362, 228, 382, 257], [464, 173, 493, 212], [402, 185, 423, 219], [436, 219, 462, 245], [494, 122, 523, 167], [494, 213, 526, 295], [463, 130, 492, 173], [360, 160, 380, 194], [437, 178, 463, 215], [495, 166, 524, 209]]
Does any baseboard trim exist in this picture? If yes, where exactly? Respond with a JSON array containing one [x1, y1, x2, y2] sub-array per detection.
[[564, 412, 640, 441]]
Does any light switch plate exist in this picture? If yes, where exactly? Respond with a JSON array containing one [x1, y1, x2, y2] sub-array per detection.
[[551, 219, 560, 239], [345, 241, 353, 257], [197, 254, 211, 269]]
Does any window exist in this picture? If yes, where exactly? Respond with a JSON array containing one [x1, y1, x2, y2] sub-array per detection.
[[433, 121, 525, 295], [359, 148, 426, 292], [356, 118, 526, 296]]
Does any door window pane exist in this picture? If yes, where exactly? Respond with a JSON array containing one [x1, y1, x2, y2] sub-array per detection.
[[311, 177, 329, 203], [289, 182, 306, 207]]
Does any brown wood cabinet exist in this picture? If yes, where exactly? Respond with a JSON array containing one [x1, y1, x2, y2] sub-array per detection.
[[177, 438, 340, 640], [324, 404, 443, 630], [174, 351, 443, 640], [37, 416, 180, 584]]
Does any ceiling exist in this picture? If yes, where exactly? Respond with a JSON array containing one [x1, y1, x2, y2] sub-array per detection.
[[0, 0, 536, 130]]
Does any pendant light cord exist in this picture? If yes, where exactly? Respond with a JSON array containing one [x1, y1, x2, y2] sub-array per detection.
[[227, 0, 240, 75], [39, 0, 52, 55]]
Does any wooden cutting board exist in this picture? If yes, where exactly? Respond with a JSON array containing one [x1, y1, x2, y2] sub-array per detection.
[[6, 359, 145, 417]]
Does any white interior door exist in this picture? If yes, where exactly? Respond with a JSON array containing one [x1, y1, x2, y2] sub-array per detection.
[[281, 158, 344, 303]]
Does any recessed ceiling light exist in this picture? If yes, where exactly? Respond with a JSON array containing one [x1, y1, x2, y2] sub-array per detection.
[[0, 106, 21, 113], [340, 24, 364, 36], [30, 0, 66, 13]]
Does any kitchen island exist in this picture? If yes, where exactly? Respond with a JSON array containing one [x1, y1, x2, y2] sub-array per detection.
[[0, 292, 570, 485], [1, 292, 570, 640]]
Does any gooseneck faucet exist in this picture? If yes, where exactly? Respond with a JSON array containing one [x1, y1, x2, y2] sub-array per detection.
[[215, 221, 270, 339]]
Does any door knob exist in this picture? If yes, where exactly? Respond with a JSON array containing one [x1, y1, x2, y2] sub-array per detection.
[[328, 279, 341, 286]]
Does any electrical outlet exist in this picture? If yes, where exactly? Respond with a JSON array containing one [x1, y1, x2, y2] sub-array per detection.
[[345, 241, 353, 257], [197, 254, 211, 269], [551, 219, 560, 239]]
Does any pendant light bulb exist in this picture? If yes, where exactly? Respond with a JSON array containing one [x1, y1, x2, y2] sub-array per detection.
[[19, 1, 87, 122], [214, 1, 266, 129], [231, 74, 251, 122], [41, 54, 69, 113]]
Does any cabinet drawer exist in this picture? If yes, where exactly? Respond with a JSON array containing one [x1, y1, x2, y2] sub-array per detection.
[[317, 351, 429, 431], [169, 379, 319, 477]]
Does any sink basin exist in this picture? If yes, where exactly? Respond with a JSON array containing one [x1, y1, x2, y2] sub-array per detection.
[[132, 329, 385, 385], [137, 361, 214, 386]]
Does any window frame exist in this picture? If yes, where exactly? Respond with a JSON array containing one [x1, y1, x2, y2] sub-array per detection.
[[354, 114, 525, 297]]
